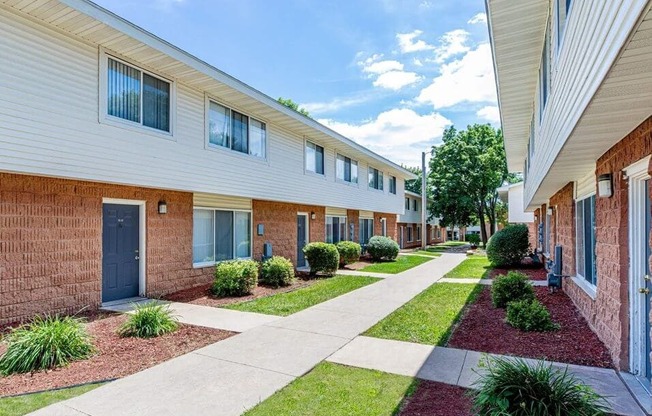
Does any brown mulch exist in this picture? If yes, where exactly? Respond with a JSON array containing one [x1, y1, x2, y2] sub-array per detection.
[[399, 381, 473, 416], [487, 266, 548, 281], [447, 286, 613, 368], [162, 279, 321, 308], [0, 315, 234, 397]]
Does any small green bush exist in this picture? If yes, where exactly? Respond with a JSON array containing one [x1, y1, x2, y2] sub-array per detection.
[[336, 241, 362, 266], [491, 271, 534, 308], [466, 233, 481, 246], [212, 259, 259, 296], [118, 302, 179, 338], [506, 299, 559, 332], [0, 315, 95, 375], [303, 242, 339, 276], [366, 236, 399, 261], [471, 356, 608, 416], [486, 224, 530, 267], [260, 256, 295, 288]]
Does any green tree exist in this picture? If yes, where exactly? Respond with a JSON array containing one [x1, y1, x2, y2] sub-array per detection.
[[403, 165, 423, 195], [277, 97, 311, 118], [428, 124, 507, 245]]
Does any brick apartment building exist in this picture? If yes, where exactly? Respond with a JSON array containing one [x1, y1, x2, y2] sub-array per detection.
[[488, 0, 652, 401], [0, 1, 414, 325], [397, 191, 447, 249]]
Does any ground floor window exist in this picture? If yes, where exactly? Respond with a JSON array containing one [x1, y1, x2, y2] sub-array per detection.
[[359, 218, 374, 244], [193, 208, 251, 265], [326, 216, 347, 243], [407, 226, 413, 242], [576, 195, 597, 285]]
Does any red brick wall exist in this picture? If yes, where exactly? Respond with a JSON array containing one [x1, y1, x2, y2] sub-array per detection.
[[549, 183, 575, 277], [374, 212, 397, 241], [251, 200, 325, 266], [347, 209, 360, 242], [0, 172, 212, 325]]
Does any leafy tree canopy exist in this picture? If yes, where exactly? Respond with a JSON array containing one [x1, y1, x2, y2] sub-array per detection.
[[277, 97, 311, 118]]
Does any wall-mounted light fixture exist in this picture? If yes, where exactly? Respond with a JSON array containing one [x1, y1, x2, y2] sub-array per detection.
[[310, 212, 316, 220], [158, 200, 168, 214], [546, 207, 553, 216], [598, 173, 613, 198]]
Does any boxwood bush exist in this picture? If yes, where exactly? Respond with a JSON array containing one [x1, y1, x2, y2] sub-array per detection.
[[0, 315, 95, 375], [212, 259, 258, 296], [336, 241, 362, 266], [486, 224, 530, 267], [471, 356, 608, 415], [506, 299, 559, 332], [491, 271, 534, 308], [260, 256, 295, 288], [118, 302, 179, 338], [366, 236, 399, 261], [303, 242, 339, 276]]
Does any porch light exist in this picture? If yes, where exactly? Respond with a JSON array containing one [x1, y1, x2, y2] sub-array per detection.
[[310, 212, 316, 220], [598, 174, 613, 198], [158, 200, 168, 214]]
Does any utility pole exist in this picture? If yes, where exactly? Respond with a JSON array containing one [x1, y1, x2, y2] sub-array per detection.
[[421, 151, 427, 250]]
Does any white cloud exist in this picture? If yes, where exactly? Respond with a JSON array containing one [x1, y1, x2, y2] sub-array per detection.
[[373, 71, 423, 91], [302, 95, 371, 115], [477, 105, 501, 124], [413, 58, 423, 67], [468, 12, 487, 25], [361, 59, 404, 75], [319, 108, 452, 166], [416, 43, 497, 109], [432, 29, 470, 64], [397, 30, 435, 53]]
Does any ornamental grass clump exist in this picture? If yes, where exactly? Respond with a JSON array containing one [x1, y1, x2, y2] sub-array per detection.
[[260, 256, 295, 288], [491, 271, 534, 308], [0, 315, 95, 375], [117, 302, 179, 338], [471, 356, 608, 416]]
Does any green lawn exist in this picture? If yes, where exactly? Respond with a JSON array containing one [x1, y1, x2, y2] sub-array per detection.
[[365, 283, 482, 345], [245, 362, 416, 416], [437, 241, 469, 247], [0, 383, 104, 416], [359, 255, 432, 274], [223, 275, 380, 316], [410, 250, 442, 257], [444, 256, 492, 279]]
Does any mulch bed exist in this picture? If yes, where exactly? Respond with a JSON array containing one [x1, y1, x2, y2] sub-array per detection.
[[447, 286, 613, 368], [487, 266, 548, 281], [399, 381, 472, 416], [162, 278, 321, 308], [0, 315, 234, 397]]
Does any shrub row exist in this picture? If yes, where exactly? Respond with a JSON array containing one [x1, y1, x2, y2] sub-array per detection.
[[212, 256, 296, 296]]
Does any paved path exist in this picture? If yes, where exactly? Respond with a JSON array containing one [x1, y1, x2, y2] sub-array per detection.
[[335, 269, 394, 278], [32, 253, 467, 416], [327, 336, 645, 416], [102, 299, 280, 332]]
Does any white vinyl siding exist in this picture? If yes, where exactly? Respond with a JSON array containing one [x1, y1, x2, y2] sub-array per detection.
[[326, 216, 347, 243], [193, 208, 251, 266]]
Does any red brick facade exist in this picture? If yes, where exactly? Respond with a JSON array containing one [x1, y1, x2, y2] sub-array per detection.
[[0, 172, 212, 325], [396, 223, 446, 248], [538, 116, 652, 369]]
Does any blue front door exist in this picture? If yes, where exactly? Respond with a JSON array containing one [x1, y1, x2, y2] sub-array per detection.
[[102, 204, 140, 302]]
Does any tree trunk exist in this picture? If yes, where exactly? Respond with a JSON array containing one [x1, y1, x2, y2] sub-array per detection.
[[478, 204, 488, 246]]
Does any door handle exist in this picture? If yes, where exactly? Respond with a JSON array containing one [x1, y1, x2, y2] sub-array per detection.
[[645, 275, 651, 281], [639, 288, 650, 294], [135, 256, 140, 260]]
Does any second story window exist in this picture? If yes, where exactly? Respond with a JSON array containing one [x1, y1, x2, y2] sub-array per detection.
[[305, 141, 325, 174], [368, 167, 384, 191], [107, 57, 170, 133], [405, 197, 410, 210], [336, 154, 358, 183], [208, 101, 266, 158], [389, 176, 397, 194]]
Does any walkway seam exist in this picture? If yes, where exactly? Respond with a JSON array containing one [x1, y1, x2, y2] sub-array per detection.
[[189, 353, 299, 379]]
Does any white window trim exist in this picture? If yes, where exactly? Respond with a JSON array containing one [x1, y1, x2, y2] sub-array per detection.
[[192, 206, 253, 268], [367, 165, 385, 193], [101, 198, 147, 300], [334, 151, 359, 186], [203, 95, 269, 161], [573, 193, 597, 298], [99, 49, 176, 139], [304, 139, 326, 178]]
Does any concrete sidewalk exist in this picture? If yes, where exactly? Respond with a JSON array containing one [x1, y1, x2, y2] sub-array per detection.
[[327, 336, 645, 416], [32, 253, 467, 416]]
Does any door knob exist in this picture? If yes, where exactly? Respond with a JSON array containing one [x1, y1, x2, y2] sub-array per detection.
[[135, 256, 140, 260], [639, 288, 650, 294]]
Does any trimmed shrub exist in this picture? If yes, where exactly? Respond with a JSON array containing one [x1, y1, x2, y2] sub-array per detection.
[[303, 242, 339, 276], [118, 302, 179, 338], [506, 299, 559, 332], [212, 259, 258, 296], [471, 356, 608, 415], [0, 315, 95, 375], [336, 241, 362, 266], [491, 271, 534, 308], [486, 224, 530, 267], [466, 233, 481, 246], [366, 236, 399, 261], [260, 256, 295, 288]]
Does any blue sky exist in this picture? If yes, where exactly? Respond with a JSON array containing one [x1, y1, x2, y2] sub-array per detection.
[[94, 0, 498, 167]]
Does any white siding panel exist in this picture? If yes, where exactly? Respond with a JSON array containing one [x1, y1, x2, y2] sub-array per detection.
[[193, 193, 252, 210], [0, 9, 405, 214]]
